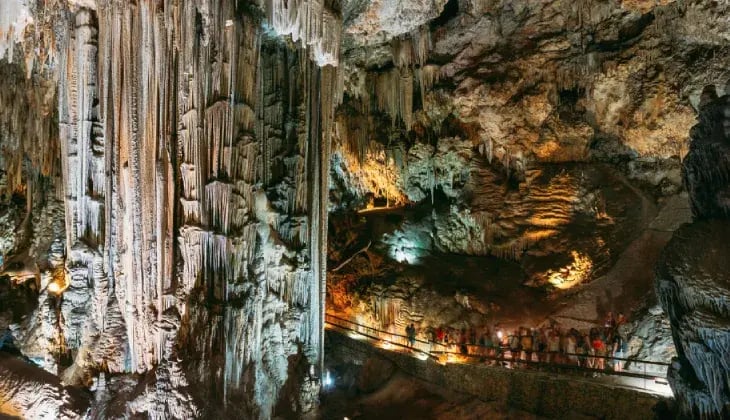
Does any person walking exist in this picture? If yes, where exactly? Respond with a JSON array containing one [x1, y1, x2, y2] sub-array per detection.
[[406, 323, 416, 347]]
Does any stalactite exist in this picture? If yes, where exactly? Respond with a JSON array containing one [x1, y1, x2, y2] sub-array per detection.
[[259, 0, 342, 66], [391, 25, 431, 69], [371, 295, 403, 328], [59, 10, 103, 246], [416, 64, 441, 99], [373, 67, 415, 130], [0, 61, 58, 200], [8, 0, 342, 416]]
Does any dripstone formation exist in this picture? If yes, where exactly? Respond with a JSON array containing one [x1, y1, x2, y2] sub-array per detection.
[[657, 87, 730, 418], [0, 1, 341, 418], [0, 0, 729, 419]]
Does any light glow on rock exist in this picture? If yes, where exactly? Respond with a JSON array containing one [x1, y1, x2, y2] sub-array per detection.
[[546, 250, 594, 290], [46, 282, 60, 294]]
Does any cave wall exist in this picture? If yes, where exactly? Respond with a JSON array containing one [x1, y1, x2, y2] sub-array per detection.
[[0, 0, 729, 418], [0, 0, 342, 418], [656, 89, 730, 418], [334, 0, 730, 201]]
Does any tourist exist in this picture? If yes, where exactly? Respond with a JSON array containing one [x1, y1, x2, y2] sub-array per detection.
[[509, 330, 521, 364], [459, 329, 469, 355], [612, 331, 624, 372], [492, 328, 504, 358], [521, 328, 533, 362], [483, 330, 494, 357], [535, 328, 547, 362], [592, 333, 606, 371], [547, 330, 560, 364], [604, 312, 616, 330], [566, 332, 578, 365], [577, 333, 589, 368], [436, 326, 445, 344], [406, 323, 416, 347]]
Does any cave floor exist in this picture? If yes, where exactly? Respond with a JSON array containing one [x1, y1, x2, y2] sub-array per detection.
[[318, 372, 545, 420]]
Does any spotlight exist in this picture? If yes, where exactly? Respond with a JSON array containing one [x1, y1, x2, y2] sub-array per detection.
[[323, 370, 333, 388], [47, 282, 61, 294]]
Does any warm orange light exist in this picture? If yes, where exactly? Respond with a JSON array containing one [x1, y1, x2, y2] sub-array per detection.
[[547, 250, 593, 289], [47, 267, 69, 295], [47, 281, 61, 294]]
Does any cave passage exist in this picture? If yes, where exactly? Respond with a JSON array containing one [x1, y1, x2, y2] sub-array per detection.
[[1, 1, 730, 419]]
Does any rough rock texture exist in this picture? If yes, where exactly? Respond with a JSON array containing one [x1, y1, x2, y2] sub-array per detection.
[[1, 0, 343, 418], [657, 92, 730, 418], [337, 0, 730, 177], [0, 0, 729, 418], [0, 353, 90, 420], [683, 88, 730, 219], [657, 221, 730, 418], [327, 161, 654, 335]]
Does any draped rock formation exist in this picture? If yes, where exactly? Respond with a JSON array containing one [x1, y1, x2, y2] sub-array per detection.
[[657, 88, 730, 419], [1, 0, 341, 418], [1, 0, 730, 418]]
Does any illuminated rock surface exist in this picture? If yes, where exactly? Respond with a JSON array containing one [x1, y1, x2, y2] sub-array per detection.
[[0, 0, 728, 418], [1, 0, 342, 418]]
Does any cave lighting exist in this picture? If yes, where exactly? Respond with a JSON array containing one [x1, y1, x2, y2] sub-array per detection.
[[380, 340, 392, 349], [323, 370, 333, 388], [347, 331, 365, 340], [415, 352, 429, 361], [46, 268, 70, 295], [390, 244, 420, 264], [546, 250, 593, 289], [47, 281, 61, 294]]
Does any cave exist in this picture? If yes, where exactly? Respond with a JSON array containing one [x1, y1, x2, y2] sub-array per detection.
[[0, 1, 728, 419]]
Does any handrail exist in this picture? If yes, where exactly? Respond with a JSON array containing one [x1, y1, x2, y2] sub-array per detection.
[[325, 313, 669, 367], [324, 320, 437, 361], [325, 312, 671, 385], [326, 313, 435, 347]]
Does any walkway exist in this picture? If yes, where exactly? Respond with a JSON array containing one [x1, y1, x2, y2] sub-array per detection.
[[549, 190, 692, 330], [325, 313, 673, 397]]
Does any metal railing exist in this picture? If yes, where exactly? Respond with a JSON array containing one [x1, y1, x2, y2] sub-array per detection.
[[325, 313, 671, 391]]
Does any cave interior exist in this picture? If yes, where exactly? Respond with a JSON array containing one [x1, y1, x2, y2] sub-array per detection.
[[0, 0, 729, 419]]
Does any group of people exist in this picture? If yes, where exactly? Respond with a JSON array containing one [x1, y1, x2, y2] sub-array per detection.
[[420, 312, 630, 372]]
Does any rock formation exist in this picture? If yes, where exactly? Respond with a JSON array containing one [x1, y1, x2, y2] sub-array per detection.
[[0, 0, 728, 418], [657, 88, 730, 418], [1, 0, 342, 418]]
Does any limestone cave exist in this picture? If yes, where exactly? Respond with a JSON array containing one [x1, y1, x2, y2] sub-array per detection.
[[0, 0, 728, 419]]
